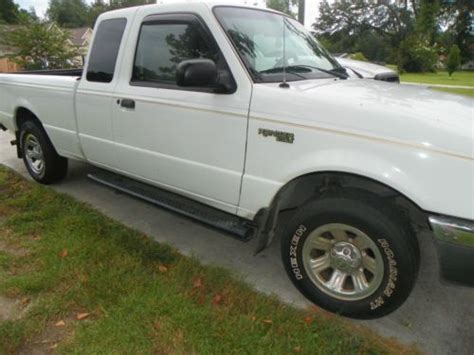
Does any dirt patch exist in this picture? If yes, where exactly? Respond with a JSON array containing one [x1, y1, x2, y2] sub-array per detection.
[[0, 240, 30, 257], [18, 316, 77, 355], [0, 295, 27, 321]]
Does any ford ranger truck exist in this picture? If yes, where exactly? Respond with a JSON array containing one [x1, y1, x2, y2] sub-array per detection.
[[0, 3, 472, 319]]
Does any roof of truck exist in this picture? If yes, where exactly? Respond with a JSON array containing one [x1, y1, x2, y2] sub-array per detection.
[[100, 1, 282, 18]]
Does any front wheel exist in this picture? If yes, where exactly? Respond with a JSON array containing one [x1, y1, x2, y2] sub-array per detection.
[[281, 190, 419, 319]]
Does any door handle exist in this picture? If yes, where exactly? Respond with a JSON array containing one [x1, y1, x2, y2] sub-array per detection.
[[120, 99, 135, 109]]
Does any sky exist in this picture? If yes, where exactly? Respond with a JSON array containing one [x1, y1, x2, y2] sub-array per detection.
[[15, 0, 323, 29]]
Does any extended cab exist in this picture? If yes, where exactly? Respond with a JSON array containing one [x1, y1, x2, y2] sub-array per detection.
[[0, 3, 472, 319]]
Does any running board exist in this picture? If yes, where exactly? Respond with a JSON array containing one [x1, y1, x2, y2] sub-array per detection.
[[88, 170, 253, 241]]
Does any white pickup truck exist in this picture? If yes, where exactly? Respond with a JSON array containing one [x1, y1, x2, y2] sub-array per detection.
[[0, 2, 472, 319]]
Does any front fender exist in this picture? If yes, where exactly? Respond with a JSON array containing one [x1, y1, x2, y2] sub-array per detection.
[[239, 121, 473, 222]]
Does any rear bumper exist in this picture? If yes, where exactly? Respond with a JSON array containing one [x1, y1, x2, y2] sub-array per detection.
[[429, 215, 474, 287]]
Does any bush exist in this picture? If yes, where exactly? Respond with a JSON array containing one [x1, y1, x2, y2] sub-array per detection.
[[446, 44, 461, 77], [349, 52, 369, 62], [397, 36, 438, 73]]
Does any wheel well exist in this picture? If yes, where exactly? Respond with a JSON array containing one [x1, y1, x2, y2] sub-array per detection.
[[15, 107, 41, 131], [255, 172, 429, 252], [14, 107, 43, 158]]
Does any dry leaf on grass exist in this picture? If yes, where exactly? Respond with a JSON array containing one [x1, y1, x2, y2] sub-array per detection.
[[262, 319, 273, 324], [158, 265, 168, 273], [211, 293, 223, 305], [55, 320, 65, 327], [59, 249, 68, 258], [20, 297, 30, 305], [76, 313, 90, 320], [192, 277, 203, 289], [304, 316, 313, 325]]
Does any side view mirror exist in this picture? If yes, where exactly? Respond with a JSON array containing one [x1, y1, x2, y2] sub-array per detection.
[[176, 59, 217, 88]]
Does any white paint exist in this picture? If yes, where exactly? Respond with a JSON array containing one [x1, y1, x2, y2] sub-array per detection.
[[0, 1, 473, 224]]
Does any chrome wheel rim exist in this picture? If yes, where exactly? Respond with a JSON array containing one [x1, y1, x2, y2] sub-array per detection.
[[302, 223, 384, 301], [24, 134, 45, 177]]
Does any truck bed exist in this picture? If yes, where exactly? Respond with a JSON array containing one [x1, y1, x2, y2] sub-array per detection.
[[0, 71, 82, 159]]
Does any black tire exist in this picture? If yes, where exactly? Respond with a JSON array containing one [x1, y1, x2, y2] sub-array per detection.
[[281, 189, 419, 319], [19, 120, 68, 184]]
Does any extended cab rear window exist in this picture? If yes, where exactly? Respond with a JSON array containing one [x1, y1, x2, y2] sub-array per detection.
[[87, 18, 127, 83]]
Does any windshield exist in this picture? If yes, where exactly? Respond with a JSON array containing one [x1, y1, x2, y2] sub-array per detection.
[[214, 6, 344, 83]]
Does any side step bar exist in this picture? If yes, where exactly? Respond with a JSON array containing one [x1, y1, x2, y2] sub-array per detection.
[[88, 170, 253, 241]]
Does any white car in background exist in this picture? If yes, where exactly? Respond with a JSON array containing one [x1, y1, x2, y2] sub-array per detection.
[[337, 56, 400, 83]]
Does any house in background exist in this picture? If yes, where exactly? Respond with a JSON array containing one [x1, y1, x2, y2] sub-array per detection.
[[0, 25, 20, 73], [0, 44, 19, 73], [66, 27, 93, 65], [0, 24, 92, 72]]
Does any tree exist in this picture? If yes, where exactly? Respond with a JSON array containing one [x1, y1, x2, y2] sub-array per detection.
[[297, 0, 305, 24], [3, 18, 80, 70], [47, 0, 89, 28], [0, 0, 19, 24], [446, 44, 461, 77], [266, 0, 297, 18], [313, 0, 414, 63], [416, 0, 440, 43], [440, 0, 473, 64], [87, 0, 108, 26], [397, 34, 438, 73], [109, 0, 153, 10]]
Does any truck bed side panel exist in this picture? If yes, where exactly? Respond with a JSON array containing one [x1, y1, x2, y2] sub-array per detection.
[[0, 74, 84, 159]]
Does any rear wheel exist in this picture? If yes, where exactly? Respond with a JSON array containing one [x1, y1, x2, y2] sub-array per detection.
[[281, 189, 419, 319], [20, 120, 68, 184]]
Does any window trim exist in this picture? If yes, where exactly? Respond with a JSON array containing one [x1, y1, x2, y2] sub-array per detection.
[[130, 12, 237, 94], [86, 17, 127, 84]]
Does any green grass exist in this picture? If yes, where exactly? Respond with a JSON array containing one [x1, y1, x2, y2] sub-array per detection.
[[0, 166, 416, 354], [431, 87, 474, 98], [399, 70, 474, 87]]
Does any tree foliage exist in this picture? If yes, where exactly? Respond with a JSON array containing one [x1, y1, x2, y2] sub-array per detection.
[[47, 0, 89, 28], [447, 44, 461, 77], [266, 0, 298, 18], [313, 0, 472, 70], [0, 0, 19, 23], [0, 0, 36, 24], [397, 35, 438, 72], [314, 0, 414, 63], [2, 18, 79, 69], [45, 0, 153, 27]]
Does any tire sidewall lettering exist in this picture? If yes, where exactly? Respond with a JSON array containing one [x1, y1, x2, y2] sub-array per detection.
[[369, 238, 399, 310], [289, 224, 307, 281]]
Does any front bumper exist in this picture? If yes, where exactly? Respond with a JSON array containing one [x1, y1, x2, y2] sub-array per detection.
[[429, 215, 474, 287]]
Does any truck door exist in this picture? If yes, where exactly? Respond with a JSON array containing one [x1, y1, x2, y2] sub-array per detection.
[[112, 10, 252, 213], [75, 14, 132, 168]]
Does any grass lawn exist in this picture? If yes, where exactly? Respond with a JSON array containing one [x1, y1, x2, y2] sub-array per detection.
[[399, 71, 474, 87], [432, 87, 474, 98], [0, 166, 416, 354]]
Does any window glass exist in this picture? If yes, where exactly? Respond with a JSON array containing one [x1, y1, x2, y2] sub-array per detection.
[[132, 20, 217, 85], [214, 7, 343, 83], [87, 18, 127, 83]]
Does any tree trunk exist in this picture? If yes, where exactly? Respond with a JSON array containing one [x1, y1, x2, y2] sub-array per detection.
[[298, 0, 305, 25]]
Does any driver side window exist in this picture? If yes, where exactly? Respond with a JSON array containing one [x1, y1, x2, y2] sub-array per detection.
[[131, 15, 229, 91]]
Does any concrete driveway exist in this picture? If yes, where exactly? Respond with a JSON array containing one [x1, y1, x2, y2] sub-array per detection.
[[1, 131, 473, 354]]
